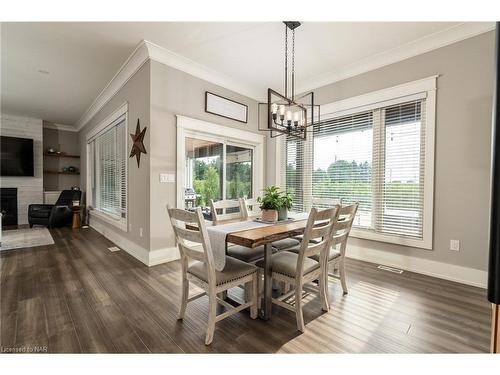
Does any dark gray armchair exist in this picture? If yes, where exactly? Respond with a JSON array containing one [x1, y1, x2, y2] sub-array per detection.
[[28, 190, 82, 228]]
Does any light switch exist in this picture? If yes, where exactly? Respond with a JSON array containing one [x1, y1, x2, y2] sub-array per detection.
[[450, 239, 460, 251], [160, 173, 175, 183]]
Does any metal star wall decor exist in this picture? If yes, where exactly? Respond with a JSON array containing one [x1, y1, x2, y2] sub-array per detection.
[[129, 119, 147, 167]]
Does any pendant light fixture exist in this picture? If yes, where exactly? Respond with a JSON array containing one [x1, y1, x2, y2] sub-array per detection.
[[259, 21, 320, 140]]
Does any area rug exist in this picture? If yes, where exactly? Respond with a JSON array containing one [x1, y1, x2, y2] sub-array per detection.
[[0, 227, 54, 251]]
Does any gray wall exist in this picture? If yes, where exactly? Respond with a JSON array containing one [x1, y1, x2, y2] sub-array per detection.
[[79, 62, 151, 250], [297, 31, 495, 271], [0, 114, 43, 225], [43, 126, 80, 191], [149, 60, 262, 254]]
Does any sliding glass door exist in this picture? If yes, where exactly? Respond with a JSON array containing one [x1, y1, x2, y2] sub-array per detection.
[[183, 136, 254, 215]]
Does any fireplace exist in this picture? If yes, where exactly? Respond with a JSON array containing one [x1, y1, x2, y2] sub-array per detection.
[[0, 188, 18, 227]]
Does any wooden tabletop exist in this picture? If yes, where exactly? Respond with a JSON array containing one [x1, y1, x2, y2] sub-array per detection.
[[226, 218, 309, 248]]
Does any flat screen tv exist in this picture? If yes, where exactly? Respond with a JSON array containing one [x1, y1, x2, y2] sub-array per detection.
[[0, 136, 34, 176]]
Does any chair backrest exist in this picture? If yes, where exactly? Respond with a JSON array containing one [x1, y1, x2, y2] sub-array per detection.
[[56, 190, 82, 206], [312, 197, 342, 208], [295, 206, 340, 278], [331, 202, 359, 257], [167, 205, 215, 272], [240, 197, 261, 218], [209, 199, 243, 223]]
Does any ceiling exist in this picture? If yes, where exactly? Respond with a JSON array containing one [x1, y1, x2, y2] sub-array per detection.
[[1, 22, 494, 126]]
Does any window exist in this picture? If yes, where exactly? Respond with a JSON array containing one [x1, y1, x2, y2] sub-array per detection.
[[87, 110, 127, 230], [184, 137, 254, 215], [283, 77, 436, 249], [177, 116, 264, 214]]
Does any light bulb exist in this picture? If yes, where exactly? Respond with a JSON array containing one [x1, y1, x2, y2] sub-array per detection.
[[279, 105, 285, 116], [271, 103, 278, 114], [286, 110, 292, 122]]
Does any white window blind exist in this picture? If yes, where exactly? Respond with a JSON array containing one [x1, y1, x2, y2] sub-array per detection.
[[88, 116, 127, 222], [284, 98, 427, 242]]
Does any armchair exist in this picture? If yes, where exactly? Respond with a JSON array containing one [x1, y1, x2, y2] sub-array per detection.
[[28, 190, 82, 228]]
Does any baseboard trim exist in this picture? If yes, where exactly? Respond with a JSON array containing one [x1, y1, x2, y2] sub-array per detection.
[[89, 219, 149, 266], [148, 246, 180, 266], [346, 244, 488, 289]]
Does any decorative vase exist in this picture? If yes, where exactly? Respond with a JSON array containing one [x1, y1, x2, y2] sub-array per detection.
[[278, 207, 288, 221], [261, 209, 278, 222]]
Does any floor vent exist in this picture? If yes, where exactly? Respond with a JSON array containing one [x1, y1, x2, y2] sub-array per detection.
[[377, 265, 403, 274], [108, 246, 121, 252]]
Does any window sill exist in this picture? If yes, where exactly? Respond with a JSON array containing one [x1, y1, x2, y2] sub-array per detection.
[[350, 228, 432, 250], [89, 209, 127, 232]]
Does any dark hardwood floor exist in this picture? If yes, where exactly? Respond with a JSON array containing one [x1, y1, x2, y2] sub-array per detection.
[[0, 227, 492, 353]]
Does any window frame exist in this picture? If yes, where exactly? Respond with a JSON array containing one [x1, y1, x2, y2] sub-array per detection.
[[176, 115, 265, 210], [280, 76, 437, 249], [86, 103, 129, 232]]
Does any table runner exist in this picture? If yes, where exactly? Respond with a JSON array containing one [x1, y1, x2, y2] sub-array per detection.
[[206, 212, 310, 271], [207, 220, 268, 271]]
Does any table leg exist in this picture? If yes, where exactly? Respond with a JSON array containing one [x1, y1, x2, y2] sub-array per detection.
[[260, 243, 273, 320]]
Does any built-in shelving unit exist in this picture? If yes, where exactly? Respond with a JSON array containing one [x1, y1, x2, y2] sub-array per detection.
[[43, 170, 80, 175], [44, 153, 80, 159]]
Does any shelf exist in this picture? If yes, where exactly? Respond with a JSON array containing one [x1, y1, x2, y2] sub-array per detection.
[[44, 153, 80, 158], [43, 171, 80, 175]]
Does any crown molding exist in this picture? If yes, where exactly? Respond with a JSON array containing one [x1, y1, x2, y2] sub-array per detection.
[[74, 40, 261, 131], [43, 122, 78, 132], [296, 22, 495, 94], [74, 22, 494, 131], [143, 40, 262, 100], [75, 41, 150, 131]]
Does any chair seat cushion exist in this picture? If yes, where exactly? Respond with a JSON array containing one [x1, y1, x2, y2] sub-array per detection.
[[255, 251, 319, 278], [188, 256, 257, 285], [287, 245, 342, 261], [292, 234, 321, 244], [271, 238, 300, 251], [227, 245, 265, 263], [30, 209, 51, 218], [310, 250, 342, 262]]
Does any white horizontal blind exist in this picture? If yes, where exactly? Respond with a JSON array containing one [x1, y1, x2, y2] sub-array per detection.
[[311, 112, 373, 228], [284, 98, 426, 240], [376, 101, 425, 239], [88, 116, 127, 221]]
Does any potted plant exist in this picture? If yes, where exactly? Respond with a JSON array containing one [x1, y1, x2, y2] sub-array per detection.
[[257, 186, 281, 222], [278, 191, 293, 221]]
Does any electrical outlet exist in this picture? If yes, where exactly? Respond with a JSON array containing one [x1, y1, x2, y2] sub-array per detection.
[[139, 227, 143, 237], [450, 239, 460, 251]]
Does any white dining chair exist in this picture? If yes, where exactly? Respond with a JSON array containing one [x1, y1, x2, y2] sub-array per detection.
[[256, 206, 340, 332], [209, 199, 243, 223], [288, 202, 358, 295], [240, 197, 261, 218], [167, 206, 258, 345], [324, 202, 358, 295]]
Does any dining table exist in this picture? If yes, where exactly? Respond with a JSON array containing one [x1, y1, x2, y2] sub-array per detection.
[[205, 214, 311, 320]]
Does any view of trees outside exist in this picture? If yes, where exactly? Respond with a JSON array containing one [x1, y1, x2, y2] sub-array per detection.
[[286, 113, 423, 236], [187, 142, 253, 208], [226, 146, 252, 200], [192, 158, 222, 207]]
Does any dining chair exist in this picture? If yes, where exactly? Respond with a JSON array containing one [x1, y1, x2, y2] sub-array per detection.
[[324, 202, 358, 295], [288, 202, 358, 295], [256, 206, 340, 332], [209, 199, 243, 223], [167, 206, 258, 345], [293, 197, 343, 244], [240, 197, 261, 218]]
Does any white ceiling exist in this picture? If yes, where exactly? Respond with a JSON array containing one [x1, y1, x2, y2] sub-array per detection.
[[1, 22, 494, 126]]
